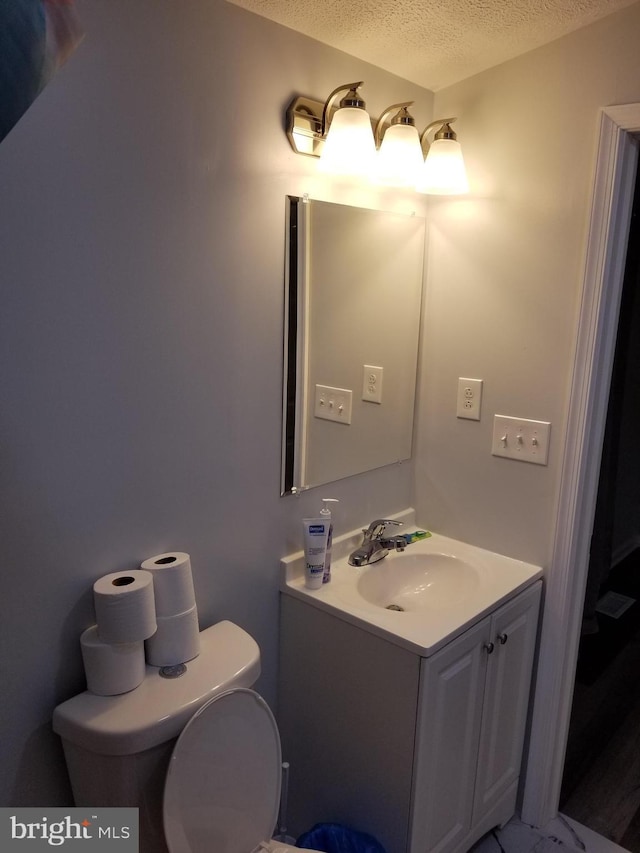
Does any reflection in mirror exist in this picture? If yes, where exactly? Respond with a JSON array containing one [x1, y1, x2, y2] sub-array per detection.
[[281, 196, 425, 495]]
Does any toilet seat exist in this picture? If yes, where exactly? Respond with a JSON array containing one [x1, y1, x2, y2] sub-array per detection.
[[164, 688, 283, 853]]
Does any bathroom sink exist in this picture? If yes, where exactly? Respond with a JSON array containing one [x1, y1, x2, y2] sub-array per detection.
[[281, 510, 543, 656], [357, 553, 480, 611]]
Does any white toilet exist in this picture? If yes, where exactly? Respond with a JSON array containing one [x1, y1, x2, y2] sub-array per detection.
[[53, 621, 322, 853]]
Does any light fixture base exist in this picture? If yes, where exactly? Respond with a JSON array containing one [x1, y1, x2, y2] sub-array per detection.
[[286, 91, 376, 159], [285, 95, 325, 158]]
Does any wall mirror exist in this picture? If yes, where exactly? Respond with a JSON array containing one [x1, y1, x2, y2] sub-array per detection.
[[281, 196, 425, 495]]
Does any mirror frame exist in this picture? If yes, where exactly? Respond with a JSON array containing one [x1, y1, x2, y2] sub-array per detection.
[[281, 196, 302, 494], [281, 195, 425, 496]]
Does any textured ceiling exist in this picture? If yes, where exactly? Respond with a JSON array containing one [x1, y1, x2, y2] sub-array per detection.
[[226, 0, 638, 90]]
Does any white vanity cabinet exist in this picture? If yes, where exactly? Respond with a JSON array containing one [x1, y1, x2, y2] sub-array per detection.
[[278, 580, 541, 853], [410, 581, 541, 853]]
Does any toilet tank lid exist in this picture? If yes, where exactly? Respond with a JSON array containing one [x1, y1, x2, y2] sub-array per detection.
[[53, 621, 261, 756]]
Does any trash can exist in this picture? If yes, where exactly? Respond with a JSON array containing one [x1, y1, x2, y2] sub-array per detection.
[[296, 822, 387, 853]]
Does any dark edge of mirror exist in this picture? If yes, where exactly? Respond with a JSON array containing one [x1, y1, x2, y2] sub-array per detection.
[[281, 196, 299, 495]]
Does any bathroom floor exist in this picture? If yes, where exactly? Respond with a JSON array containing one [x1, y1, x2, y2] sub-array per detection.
[[470, 817, 627, 853]]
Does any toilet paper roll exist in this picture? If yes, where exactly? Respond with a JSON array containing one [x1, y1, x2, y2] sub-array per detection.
[[145, 605, 200, 667], [140, 552, 196, 618], [93, 570, 157, 644], [80, 626, 146, 696]]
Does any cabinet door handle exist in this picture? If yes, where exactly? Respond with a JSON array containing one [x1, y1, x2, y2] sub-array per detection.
[[483, 642, 495, 654], [497, 633, 508, 645]]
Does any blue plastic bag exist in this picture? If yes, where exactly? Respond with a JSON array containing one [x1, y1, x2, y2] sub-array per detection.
[[296, 822, 387, 853]]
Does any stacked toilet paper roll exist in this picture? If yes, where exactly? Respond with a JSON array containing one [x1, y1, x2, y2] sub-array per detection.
[[80, 626, 146, 696], [82, 569, 157, 696], [93, 570, 157, 644], [141, 552, 200, 666]]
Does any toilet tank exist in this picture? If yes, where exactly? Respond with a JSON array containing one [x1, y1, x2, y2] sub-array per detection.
[[53, 621, 261, 853]]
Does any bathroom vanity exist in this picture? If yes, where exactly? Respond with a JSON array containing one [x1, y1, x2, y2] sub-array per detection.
[[278, 518, 542, 853]]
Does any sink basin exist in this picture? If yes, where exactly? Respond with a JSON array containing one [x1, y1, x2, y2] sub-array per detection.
[[281, 512, 543, 656], [357, 553, 480, 611]]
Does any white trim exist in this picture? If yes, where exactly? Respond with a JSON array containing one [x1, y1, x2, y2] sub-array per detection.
[[520, 105, 640, 826]]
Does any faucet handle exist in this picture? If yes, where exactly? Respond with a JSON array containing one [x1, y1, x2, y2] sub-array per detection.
[[365, 519, 403, 539], [382, 535, 407, 553]]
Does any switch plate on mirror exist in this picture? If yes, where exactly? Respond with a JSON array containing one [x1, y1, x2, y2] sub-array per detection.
[[314, 384, 353, 424]]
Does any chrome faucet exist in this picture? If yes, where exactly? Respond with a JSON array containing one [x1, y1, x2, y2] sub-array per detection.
[[348, 519, 406, 567]]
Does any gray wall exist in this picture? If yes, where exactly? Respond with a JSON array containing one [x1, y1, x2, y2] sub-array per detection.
[[415, 1, 640, 567], [0, 0, 432, 806]]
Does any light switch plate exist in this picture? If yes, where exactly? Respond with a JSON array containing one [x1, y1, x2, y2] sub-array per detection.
[[314, 384, 353, 424], [492, 415, 551, 465]]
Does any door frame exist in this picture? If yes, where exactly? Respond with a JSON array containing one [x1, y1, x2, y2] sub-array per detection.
[[520, 105, 640, 826]]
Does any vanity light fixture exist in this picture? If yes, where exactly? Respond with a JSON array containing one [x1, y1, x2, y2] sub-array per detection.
[[285, 86, 469, 193], [317, 82, 377, 176], [416, 118, 469, 195], [374, 102, 424, 188]]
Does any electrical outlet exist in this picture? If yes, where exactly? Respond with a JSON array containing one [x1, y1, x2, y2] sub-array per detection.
[[362, 365, 383, 404], [314, 384, 353, 424], [491, 415, 551, 465], [457, 378, 483, 420]]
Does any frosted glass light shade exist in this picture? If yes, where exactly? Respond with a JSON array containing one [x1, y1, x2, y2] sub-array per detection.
[[375, 123, 424, 187], [416, 138, 469, 195], [319, 107, 377, 177]]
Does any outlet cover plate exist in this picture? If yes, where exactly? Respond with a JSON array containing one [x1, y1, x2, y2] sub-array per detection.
[[314, 384, 353, 424], [457, 378, 483, 420], [492, 415, 551, 465], [362, 364, 383, 404]]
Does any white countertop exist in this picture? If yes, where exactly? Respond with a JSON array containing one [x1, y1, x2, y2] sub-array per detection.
[[281, 510, 543, 657]]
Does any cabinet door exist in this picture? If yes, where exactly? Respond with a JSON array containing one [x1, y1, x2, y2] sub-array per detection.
[[472, 581, 541, 823], [410, 618, 490, 853]]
